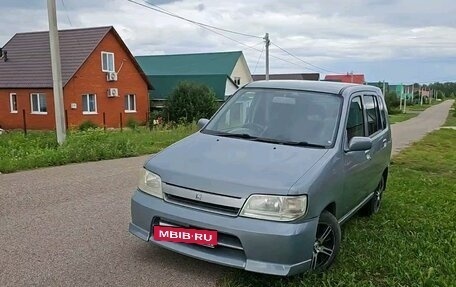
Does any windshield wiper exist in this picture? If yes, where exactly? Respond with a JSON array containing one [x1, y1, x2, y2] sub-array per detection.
[[212, 132, 258, 139], [254, 137, 327, 148]]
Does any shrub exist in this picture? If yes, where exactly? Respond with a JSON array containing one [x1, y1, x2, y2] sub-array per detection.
[[165, 81, 218, 123], [78, 120, 98, 131], [385, 91, 400, 111], [126, 117, 139, 130], [149, 109, 165, 128]]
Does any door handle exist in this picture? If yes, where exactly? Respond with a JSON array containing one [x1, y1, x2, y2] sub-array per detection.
[[382, 138, 387, 148], [365, 150, 371, 160]]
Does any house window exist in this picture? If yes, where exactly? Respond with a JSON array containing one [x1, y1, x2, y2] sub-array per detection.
[[82, 94, 97, 114], [10, 93, 18, 113], [234, 77, 241, 85], [30, 93, 47, 114], [125, 94, 136, 112], [101, 52, 115, 72]]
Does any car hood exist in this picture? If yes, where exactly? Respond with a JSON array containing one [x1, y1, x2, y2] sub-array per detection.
[[145, 132, 328, 198]]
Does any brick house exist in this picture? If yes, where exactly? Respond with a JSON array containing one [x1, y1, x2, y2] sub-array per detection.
[[324, 73, 365, 84], [0, 26, 151, 130]]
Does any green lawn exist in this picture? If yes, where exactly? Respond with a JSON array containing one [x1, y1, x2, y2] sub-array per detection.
[[407, 102, 436, 112], [220, 126, 456, 286], [443, 101, 456, 126], [0, 125, 196, 173], [388, 112, 418, 124]]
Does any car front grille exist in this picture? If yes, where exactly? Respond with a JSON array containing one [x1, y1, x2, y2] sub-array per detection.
[[165, 193, 241, 216], [162, 182, 245, 217]]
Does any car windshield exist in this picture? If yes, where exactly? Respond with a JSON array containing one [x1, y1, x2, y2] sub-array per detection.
[[202, 88, 342, 147]]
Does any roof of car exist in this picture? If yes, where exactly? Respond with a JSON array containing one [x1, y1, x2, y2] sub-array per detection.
[[244, 80, 379, 95]]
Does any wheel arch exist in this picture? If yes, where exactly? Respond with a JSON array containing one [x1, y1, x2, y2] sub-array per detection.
[[322, 202, 336, 217], [382, 167, 389, 186]]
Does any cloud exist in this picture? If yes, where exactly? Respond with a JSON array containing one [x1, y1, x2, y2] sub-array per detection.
[[0, 0, 455, 83]]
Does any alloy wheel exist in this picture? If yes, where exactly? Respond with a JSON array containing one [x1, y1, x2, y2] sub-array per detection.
[[373, 177, 385, 213], [311, 223, 336, 270]]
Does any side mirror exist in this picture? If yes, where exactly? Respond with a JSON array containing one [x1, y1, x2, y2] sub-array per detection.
[[197, 118, 209, 129], [348, 137, 372, 151]]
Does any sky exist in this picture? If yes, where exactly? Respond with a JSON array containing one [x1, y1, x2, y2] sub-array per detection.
[[1, 0, 455, 84]]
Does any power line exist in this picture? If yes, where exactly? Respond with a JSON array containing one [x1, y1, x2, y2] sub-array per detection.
[[253, 45, 264, 74], [127, 0, 315, 72], [60, 0, 73, 27], [127, 0, 265, 54], [271, 42, 340, 74], [127, 0, 262, 39]]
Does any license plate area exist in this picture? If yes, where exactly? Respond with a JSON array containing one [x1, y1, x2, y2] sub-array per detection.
[[153, 223, 217, 247]]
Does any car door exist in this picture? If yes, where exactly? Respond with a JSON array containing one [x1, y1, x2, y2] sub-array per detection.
[[342, 94, 373, 216], [360, 94, 390, 197], [365, 93, 391, 185]]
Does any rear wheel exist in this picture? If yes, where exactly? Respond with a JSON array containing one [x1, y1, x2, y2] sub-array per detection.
[[311, 211, 341, 272], [362, 176, 386, 216]]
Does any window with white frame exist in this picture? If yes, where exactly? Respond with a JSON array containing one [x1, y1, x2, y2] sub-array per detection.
[[10, 93, 18, 113], [82, 94, 97, 114], [30, 93, 47, 114], [125, 94, 136, 112], [101, 52, 115, 72]]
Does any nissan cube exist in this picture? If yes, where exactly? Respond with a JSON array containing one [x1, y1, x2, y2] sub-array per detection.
[[129, 80, 392, 276]]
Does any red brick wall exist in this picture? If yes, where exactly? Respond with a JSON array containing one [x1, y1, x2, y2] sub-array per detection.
[[0, 89, 55, 130], [0, 30, 149, 130]]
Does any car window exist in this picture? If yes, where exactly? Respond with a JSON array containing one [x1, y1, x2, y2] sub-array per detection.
[[214, 93, 254, 130], [376, 96, 387, 129], [363, 95, 381, 136], [346, 96, 365, 142], [204, 88, 342, 147]]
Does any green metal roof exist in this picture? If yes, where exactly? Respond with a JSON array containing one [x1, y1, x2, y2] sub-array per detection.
[[147, 74, 232, 100], [136, 51, 242, 76]]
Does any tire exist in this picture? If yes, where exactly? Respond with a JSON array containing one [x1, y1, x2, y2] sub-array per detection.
[[361, 176, 386, 217], [310, 210, 341, 272]]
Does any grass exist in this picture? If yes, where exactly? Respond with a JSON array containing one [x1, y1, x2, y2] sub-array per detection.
[[388, 101, 442, 124], [219, 126, 456, 286], [443, 101, 456, 126], [0, 125, 197, 173], [407, 103, 434, 112], [389, 112, 418, 124]]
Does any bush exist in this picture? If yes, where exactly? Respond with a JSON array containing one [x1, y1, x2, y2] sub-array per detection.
[[149, 109, 165, 128], [165, 81, 218, 123], [126, 117, 139, 130], [78, 120, 98, 131], [385, 91, 400, 111]]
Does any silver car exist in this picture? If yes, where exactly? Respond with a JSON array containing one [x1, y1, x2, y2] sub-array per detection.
[[129, 80, 392, 276]]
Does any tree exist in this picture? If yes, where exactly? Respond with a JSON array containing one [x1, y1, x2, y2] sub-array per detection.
[[385, 91, 400, 111], [165, 81, 219, 123]]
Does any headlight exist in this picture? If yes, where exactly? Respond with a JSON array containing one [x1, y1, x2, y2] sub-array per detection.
[[240, 194, 307, 221], [138, 169, 163, 198]]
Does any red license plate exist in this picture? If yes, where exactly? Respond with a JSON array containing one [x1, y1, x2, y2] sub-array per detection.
[[153, 226, 218, 246]]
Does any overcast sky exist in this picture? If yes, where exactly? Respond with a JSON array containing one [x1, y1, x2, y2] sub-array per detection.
[[1, 0, 455, 83]]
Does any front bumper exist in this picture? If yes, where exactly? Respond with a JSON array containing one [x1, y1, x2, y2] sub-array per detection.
[[129, 189, 318, 276]]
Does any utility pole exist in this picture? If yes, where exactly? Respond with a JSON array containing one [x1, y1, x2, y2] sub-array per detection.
[[420, 87, 423, 106], [47, 0, 66, 144], [382, 80, 386, 97], [264, 33, 270, 81], [403, 85, 408, 113]]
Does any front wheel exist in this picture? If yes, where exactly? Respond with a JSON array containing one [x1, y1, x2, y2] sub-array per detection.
[[311, 211, 341, 272]]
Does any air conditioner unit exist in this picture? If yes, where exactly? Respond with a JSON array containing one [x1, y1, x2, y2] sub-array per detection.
[[106, 72, 118, 82], [107, 88, 119, 98]]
